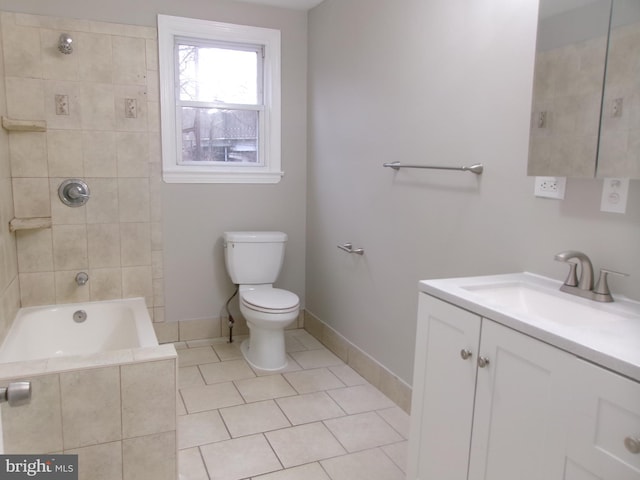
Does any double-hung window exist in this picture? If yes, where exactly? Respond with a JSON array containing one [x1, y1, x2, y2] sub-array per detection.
[[158, 15, 282, 183]]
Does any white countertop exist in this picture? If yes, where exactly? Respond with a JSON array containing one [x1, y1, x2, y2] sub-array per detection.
[[419, 272, 640, 382]]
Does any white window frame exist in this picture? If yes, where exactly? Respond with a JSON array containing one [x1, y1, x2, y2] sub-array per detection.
[[158, 15, 282, 184]]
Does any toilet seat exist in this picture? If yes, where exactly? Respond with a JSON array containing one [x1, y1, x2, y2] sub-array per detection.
[[241, 288, 299, 314]]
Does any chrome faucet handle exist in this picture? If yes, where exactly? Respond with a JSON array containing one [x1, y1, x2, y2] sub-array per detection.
[[554, 250, 593, 290], [593, 268, 629, 302], [561, 261, 579, 287]]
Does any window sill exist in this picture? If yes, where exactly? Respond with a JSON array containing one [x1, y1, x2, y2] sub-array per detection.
[[162, 170, 284, 184]]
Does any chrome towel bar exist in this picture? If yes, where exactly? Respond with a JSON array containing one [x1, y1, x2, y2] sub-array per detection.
[[383, 161, 484, 174], [337, 243, 364, 255]]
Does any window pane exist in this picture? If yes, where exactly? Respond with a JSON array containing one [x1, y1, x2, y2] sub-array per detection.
[[178, 43, 259, 104], [181, 107, 259, 164]]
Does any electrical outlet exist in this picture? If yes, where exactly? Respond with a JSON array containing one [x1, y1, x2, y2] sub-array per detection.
[[600, 177, 629, 214], [534, 176, 566, 199]]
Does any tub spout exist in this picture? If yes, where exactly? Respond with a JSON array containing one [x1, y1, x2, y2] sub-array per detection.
[[75, 272, 89, 286]]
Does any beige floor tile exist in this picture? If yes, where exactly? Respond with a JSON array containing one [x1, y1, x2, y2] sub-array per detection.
[[376, 407, 410, 439], [329, 365, 368, 386], [284, 334, 306, 353], [177, 346, 219, 367], [327, 384, 395, 414], [178, 447, 209, 480], [289, 349, 344, 369], [284, 368, 345, 394], [177, 394, 187, 416], [287, 330, 324, 350], [324, 412, 403, 452], [180, 382, 244, 413], [220, 400, 290, 437], [251, 354, 303, 376], [252, 462, 331, 480], [320, 448, 404, 480], [212, 340, 244, 360], [178, 410, 230, 449], [265, 422, 346, 468], [234, 374, 297, 403], [276, 391, 345, 425], [382, 441, 408, 473], [179, 366, 205, 389], [200, 434, 282, 480], [200, 359, 256, 384]]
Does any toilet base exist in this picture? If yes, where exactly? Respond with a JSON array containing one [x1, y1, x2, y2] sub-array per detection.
[[240, 331, 288, 371]]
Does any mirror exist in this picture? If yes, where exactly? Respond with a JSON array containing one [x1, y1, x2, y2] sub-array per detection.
[[528, 0, 611, 178], [597, 0, 640, 178]]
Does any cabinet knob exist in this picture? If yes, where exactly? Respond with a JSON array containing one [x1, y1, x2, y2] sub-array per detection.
[[477, 356, 490, 368], [460, 349, 473, 360], [625, 436, 640, 454]]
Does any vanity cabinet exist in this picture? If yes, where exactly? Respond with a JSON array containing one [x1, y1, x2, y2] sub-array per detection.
[[407, 293, 640, 480], [407, 293, 574, 480]]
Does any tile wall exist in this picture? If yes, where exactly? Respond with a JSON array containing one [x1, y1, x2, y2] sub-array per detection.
[[0, 12, 165, 336]]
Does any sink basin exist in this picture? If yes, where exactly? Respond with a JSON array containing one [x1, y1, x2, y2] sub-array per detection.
[[461, 281, 633, 326]]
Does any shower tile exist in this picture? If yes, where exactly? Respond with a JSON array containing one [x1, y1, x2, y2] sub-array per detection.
[[120, 222, 151, 267], [0, 374, 63, 454], [145, 38, 158, 71], [265, 422, 346, 468], [200, 434, 282, 480], [9, 132, 47, 177], [85, 178, 119, 224], [121, 359, 176, 438], [118, 178, 150, 223], [252, 462, 331, 480], [54, 270, 90, 304], [116, 132, 149, 177], [41, 29, 79, 81], [52, 224, 88, 270], [276, 391, 345, 426], [178, 410, 229, 449], [320, 448, 404, 480], [180, 382, 244, 413], [327, 384, 395, 415], [121, 266, 153, 305], [289, 348, 343, 369], [1, 22, 41, 78], [115, 85, 149, 133], [87, 224, 121, 268], [60, 366, 121, 449], [284, 368, 345, 394], [81, 83, 115, 130], [88, 267, 122, 301], [50, 179, 87, 225], [5, 77, 45, 120], [67, 441, 123, 480], [324, 411, 403, 452], [178, 448, 208, 480], [177, 346, 219, 368], [199, 359, 256, 384], [112, 36, 147, 85], [82, 131, 116, 177], [47, 130, 84, 177], [77, 32, 113, 83], [12, 177, 51, 218], [234, 374, 296, 403], [122, 431, 176, 480], [43, 80, 82, 130], [19, 272, 55, 307], [16, 228, 53, 273], [219, 400, 290, 437]]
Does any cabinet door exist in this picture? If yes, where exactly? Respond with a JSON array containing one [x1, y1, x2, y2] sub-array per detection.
[[407, 294, 481, 480], [468, 320, 574, 480], [565, 359, 640, 480]]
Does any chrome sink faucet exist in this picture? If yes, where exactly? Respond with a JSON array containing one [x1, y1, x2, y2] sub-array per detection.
[[554, 250, 627, 302]]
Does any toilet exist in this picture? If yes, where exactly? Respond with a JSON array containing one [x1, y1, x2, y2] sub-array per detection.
[[223, 231, 300, 371]]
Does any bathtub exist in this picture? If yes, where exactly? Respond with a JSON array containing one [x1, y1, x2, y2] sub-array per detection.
[[0, 297, 177, 475], [0, 297, 158, 363]]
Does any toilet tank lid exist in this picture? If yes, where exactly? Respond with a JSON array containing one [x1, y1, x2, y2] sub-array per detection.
[[224, 231, 288, 243]]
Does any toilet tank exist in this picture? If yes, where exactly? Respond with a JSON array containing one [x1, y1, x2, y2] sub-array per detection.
[[223, 231, 287, 285]]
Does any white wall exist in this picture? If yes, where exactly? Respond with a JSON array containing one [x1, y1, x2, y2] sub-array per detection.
[[0, 0, 308, 327], [306, 0, 640, 384]]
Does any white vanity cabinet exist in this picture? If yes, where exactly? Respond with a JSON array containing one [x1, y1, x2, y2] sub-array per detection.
[[407, 293, 575, 480]]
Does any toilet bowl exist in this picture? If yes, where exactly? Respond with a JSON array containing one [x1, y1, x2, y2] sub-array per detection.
[[223, 231, 300, 371]]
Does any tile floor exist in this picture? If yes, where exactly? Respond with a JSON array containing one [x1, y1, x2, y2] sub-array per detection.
[[175, 329, 409, 480]]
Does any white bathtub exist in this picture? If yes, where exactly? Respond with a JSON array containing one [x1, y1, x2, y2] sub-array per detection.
[[0, 297, 158, 364]]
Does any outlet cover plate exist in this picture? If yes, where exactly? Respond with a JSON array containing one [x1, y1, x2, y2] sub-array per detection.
[[600, 177, 629, 214], [534, 176, 566, 199]]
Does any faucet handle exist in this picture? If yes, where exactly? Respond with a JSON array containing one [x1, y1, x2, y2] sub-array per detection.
[[557, 259, 579, 287], [593, 268, 629, 301]]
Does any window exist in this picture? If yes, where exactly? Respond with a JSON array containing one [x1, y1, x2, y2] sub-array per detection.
[[158, 15, 282, 183]]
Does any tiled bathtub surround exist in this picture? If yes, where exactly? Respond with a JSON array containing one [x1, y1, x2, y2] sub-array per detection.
[[0, 344, 177, 480], [0, 12, 165, 332], [175, 329, 408, 480]]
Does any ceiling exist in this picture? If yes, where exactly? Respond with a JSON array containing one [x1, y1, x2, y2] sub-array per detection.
[[231, 0, 324, 10]]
